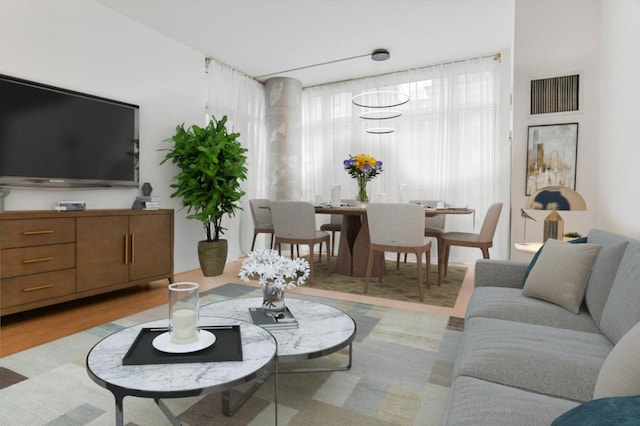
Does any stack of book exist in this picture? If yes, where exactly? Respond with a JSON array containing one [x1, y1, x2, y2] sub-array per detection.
[[133, 196, 160, 210], [248, 307, 298, 330]]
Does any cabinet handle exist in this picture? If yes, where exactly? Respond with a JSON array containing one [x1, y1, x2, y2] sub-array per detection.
[[23, 284, 54, 292], [23, 230, 54, 235], [130, 234, 135, 264], [124, 234, 129, 264], [23, 257, 54, 264]]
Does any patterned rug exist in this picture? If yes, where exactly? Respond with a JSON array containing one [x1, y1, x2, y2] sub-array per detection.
[[310, 259, 467, 308], [0, 284, 462, 426]]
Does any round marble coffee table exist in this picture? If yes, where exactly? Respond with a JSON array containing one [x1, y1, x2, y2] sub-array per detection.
[[202, 297, 356, 365], [86, 316, 276, 426]]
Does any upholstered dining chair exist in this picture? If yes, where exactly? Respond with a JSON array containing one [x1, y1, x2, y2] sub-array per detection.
[[440, 202, 503, 276], [270, 201, 331, 284], [320, 215, 341, 256], [365, 203, 432, 301], [249, 199, 274, 250], [400, 200, 447, 284]]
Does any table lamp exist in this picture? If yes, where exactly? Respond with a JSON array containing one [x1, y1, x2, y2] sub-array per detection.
[[525, 185, 586, 242]]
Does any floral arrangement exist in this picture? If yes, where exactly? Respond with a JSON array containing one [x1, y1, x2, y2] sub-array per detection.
[[239, 249, 310, 290], [239, 249, 310, 310], [343, 154, 383, 181], [343, 154, 383, 203]]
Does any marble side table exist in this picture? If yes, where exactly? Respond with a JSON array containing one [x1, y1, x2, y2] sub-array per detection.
[[86, 316, 277, 426]]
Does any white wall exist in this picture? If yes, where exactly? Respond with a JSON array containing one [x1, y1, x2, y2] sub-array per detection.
[[511, 0, 602, 260], [598, 0, 640, 238], [0, 0, 208, 273]]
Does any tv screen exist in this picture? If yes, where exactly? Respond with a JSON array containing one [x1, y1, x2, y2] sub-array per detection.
[[0, 74, 139, 188]]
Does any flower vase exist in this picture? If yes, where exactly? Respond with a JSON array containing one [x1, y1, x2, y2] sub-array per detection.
[[356, 177, 369, 205], [262, 282, 286, 314]]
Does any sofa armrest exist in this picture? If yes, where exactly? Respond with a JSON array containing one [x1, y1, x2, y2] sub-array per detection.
[[474, 259, 529, 289]]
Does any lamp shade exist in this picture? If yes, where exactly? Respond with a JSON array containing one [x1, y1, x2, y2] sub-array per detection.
[[525, 186, 586, 242], [525, 185, 586, 211]]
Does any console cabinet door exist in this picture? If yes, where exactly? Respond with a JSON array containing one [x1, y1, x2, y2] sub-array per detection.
[[76, 216, 130, 291], [128, 213, 172, 281]]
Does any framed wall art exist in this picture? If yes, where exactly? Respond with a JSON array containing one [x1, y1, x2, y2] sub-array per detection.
[[526, 123, 578, 195]]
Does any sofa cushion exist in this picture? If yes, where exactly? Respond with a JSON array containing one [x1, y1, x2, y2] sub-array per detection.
[[442, 376, 580, 426], [523, 238, 601, 313], [454, 317, 613, 402], [552, 395, 640, 426], [465, 286, 599, 333], [600, 240, 640, 344], [593, 320, 640, 398], [522, 237, 587, 283], [584, 229, 630, 325]]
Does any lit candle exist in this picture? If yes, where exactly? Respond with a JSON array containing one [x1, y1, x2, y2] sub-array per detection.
[[170, 308, 198, 344]]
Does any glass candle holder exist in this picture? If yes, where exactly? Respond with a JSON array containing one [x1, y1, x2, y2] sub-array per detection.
[[168, 282, 199, 344]]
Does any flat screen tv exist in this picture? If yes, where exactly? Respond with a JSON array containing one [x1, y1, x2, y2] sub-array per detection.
[[0, 74, 139, 188]]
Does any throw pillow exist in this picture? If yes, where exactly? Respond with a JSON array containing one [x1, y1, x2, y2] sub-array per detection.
[[522, 237, 588, 284], [593, 320, 640, 398], [522, 238, 601, 313], [552, 395, 640, 426]]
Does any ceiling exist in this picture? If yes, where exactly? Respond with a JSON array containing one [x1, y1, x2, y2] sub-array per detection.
[[97, 0, 514, 87]]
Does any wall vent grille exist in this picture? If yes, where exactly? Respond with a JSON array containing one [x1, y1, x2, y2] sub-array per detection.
[[530, 74, 579, 114]]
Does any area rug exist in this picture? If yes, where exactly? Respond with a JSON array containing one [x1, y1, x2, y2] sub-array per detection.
[[310, 260, 467, 308], [0, 284, 460, 426]]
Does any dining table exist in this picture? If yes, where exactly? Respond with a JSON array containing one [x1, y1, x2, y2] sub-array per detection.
[[315, 204, 475, 278]]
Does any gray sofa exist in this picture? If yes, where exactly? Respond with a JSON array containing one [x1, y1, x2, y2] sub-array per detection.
[[441, 229, 640, 425]]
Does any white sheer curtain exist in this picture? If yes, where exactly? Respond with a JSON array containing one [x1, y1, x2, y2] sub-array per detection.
[[205, 58, 266, 258], [301, 57, 506, 263]]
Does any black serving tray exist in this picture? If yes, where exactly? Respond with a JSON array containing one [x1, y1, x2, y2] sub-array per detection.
[[122, 325, 243, 366]]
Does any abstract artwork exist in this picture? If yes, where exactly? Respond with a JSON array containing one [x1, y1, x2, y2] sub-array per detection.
[[526, 123, 578, 195]]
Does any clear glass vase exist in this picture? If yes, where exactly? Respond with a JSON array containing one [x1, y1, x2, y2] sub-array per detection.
[[356, 177, 369, 204], [262, 282, 286, 314]]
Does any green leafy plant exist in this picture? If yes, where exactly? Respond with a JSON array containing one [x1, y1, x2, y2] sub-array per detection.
[[161, 116, 248, 242], [564, 231, 582, 238]]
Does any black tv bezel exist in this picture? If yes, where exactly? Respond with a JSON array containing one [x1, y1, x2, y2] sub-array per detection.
[[0, 74, 140, 189]]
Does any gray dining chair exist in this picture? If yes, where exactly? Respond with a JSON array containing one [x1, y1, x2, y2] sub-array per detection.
[[249, 199, 274, 250], [365, 203, 432, 301], [270, 201, 331, 284], [440, 202, 503, 276], [400, 200, 447, 285], [320, 215, 341, 256]]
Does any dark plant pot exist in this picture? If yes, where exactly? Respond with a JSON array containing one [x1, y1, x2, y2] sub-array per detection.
[[198, 239, 227, 277]]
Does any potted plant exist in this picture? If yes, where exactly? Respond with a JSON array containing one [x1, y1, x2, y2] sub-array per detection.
[[161, 115, 248, 276]]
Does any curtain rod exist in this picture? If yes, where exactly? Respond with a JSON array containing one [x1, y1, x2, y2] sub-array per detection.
[[205, 52, 501, 88], [302, 52, 502, 90]]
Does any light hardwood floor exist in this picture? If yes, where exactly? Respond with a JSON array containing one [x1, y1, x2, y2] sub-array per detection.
[[0, 259, 474, 357]]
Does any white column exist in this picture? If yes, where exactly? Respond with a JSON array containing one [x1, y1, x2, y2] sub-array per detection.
[[264, 77, 302, 201]]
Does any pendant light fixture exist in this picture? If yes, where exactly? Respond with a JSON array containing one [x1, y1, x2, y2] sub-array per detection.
[[352, 49, 410, 134]]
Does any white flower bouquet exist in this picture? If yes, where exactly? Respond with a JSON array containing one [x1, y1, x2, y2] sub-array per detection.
[[239, 249, 310, 311]]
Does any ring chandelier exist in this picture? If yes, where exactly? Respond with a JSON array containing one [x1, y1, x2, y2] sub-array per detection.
[[352, 49, 410, 134]]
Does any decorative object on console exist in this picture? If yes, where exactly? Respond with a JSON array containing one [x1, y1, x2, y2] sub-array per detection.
[[238, 249, 309, 316], [525, 185, 586, 242], [343, 154, 383, 204], [141, 182, 153, 196], [161, 115, 248, 276], [55, 201, 86, 211], [133, 183, 159, 210]]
